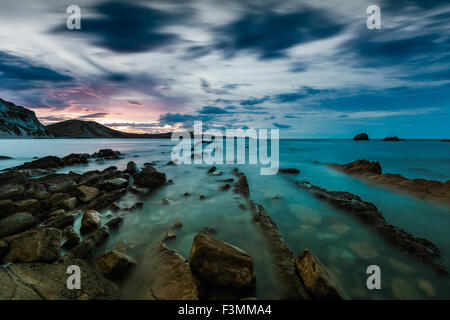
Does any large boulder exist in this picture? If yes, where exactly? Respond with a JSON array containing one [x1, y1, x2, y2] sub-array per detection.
[[14, 199, 40, 215], [295, 249, 344, 300], [0, 212, 38, 237], [40, 174, 77, 194], [95, 250, 136, 280], [134, 166, 166, 188], [121, 243, 199, 300], [190, 233, 255, 289], [76, 185, 100, 203], [353, 133, 369, 140], [126, 161, 141, 177], [0, 256, 119, 300], [0, 199, 14, 218], [80, 210, 102, 234], [61, 197, 78, 211], [2, 228, 61, 263]]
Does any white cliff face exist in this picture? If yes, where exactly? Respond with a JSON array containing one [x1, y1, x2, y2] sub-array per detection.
[[0, 98, 50, 138]]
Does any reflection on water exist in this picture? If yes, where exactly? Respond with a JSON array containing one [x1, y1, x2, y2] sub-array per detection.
[[1, 139, 449, 299]]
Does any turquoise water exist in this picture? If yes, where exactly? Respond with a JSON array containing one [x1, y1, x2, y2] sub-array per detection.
[[0, 139, 449, 299]]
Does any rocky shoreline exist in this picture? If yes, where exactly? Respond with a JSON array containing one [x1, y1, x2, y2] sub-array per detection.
[[328, 160, 450, 206], [0, 151, 345, 300]]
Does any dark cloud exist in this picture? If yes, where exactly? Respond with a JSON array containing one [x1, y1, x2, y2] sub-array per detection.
[[191, 7, 345, 60], [240, 97, 270, 106], [198, 106, 230, 114], [127, 99, 142, 105], [50, 2, 190, 53], [77, 112, 109, 119]]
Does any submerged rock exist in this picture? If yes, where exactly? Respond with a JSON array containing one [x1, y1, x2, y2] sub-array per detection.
[[295, 249, 345, 300], [279, 168, 300, 175], [134, 166, 166, 189], [95, 250, 137, 280], [190, 233, 256, 289], [0, 212, 38, 237], [80, 210, 102, 234], [0, 256, 119, 300], [2, 228, 61, 263]]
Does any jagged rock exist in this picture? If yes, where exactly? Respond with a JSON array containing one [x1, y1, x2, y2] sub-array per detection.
[[61, 226, 80, 250], [190, 233, 256, 289], [2, 228, 61, 263], [80, 210, 102, 234], [329, 159, 382, 175], [70, 226, 110, 260], [104, 177, 129, 190], [0, 212, 38, 237], [95, 250, 137, 280], [134, 166, 166, 188], [353, 133, 369, 140], [207, 166, 216, 174], [279, 168, 300, 175], [122, 243, 199, 300], [126, 161, 141, 176], [41, 193, 70, 211], [218, 184, 230, 191], [61, 153, 89, 165], [0, 240, 8, 259], [233, 172, 250, 198], [14, 199, 40, 215], [294, 181, 444, 272], [248, 202, 309, 299], [0, 199, 14, 218], [105, 216, 124, 230], [86, 188, 126, 211], [61, 197, 78, 211], [0, 256, 119, 299], [76, 185, 100, 203], [295, 249, 344, 300], [41, 213, 74, 230]]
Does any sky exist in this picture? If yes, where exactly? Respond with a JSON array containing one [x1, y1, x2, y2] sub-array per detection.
[[0, 0, 449, 138]]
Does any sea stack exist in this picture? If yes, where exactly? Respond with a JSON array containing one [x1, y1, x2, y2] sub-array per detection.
[[353, 133, 369, 141]]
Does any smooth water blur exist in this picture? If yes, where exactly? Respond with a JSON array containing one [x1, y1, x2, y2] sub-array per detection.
[[0, 139, 449, 299]]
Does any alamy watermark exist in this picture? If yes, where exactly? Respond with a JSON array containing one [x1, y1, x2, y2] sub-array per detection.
[[170, 121, 279, 175]]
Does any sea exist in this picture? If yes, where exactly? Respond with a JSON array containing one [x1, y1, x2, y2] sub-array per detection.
[[0, 139, 449, 299]]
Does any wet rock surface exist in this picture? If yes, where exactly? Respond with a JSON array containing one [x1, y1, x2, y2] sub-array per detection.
[[134, 166, 166, 188], [95, 250, 137, 280], [294, 180, 445, 273], [295, 249, 345, 300]]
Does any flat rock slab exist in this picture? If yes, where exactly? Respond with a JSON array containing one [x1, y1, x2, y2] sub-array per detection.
[[0, 256, 119, 300]]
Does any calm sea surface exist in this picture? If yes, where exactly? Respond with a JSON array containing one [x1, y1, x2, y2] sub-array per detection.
[[1, 139, 449, 299]]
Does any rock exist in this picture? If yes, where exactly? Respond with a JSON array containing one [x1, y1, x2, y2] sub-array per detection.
[[86, 188, 126, 211], [382, 136, 405, 141], [61, 197, 78, 211], [295, 180, 443, 271], [0, 212, 38, 237], [123, 202, 143, 211], [218, 184, 230, 191], [40, 174, 78, 194], [190, 233, 256, 289], [104, 177, 129, 190], [219, 178, 234, 183], [41, 213, 74, 230], [279, 168, 300, 175], [70, 226, 110, 259], [25, 183, 50, 200], [207, 166, 216, 174], [0, 240, 8, 259], [122, 243, 199, 300], [105, 216, 124, 230], [248, 202, 309, 299], [183, 192, 191, 197], [17, 156, 63, 170], [0, 183, 25, 201], [238, 204, 247, 211], [2, 228, 62, 263], [48, 209, 66, 217], [0, 256, 119, 299], [61, 226, 80, 250], [211, 171, 223, 176], [0, 156, 12, 160], [126, 161, 141, 176], [234, 172, 250, 198], [353, 133, 369, 140], [130, 185, 147, 195], [108, 202, 121, 211], [199, 226, 218, 235], [91, 149, 121, 159], [61, 153, 89, 165], [161, 198, 170, 205], [295, 249, 344, 300], [14, 199, 40, 215], [134, 166, 166, 188], [76, 185, 100, 203], [95, 250, 137, 280], [173, 221, 183, 229], [199, 195, 206, 200], [0, 199, 14, 218], [329, 159, 382, 175], [80, 210, 102, 234], [164, 230, 176, 241], [41, 193, 70, 211]]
